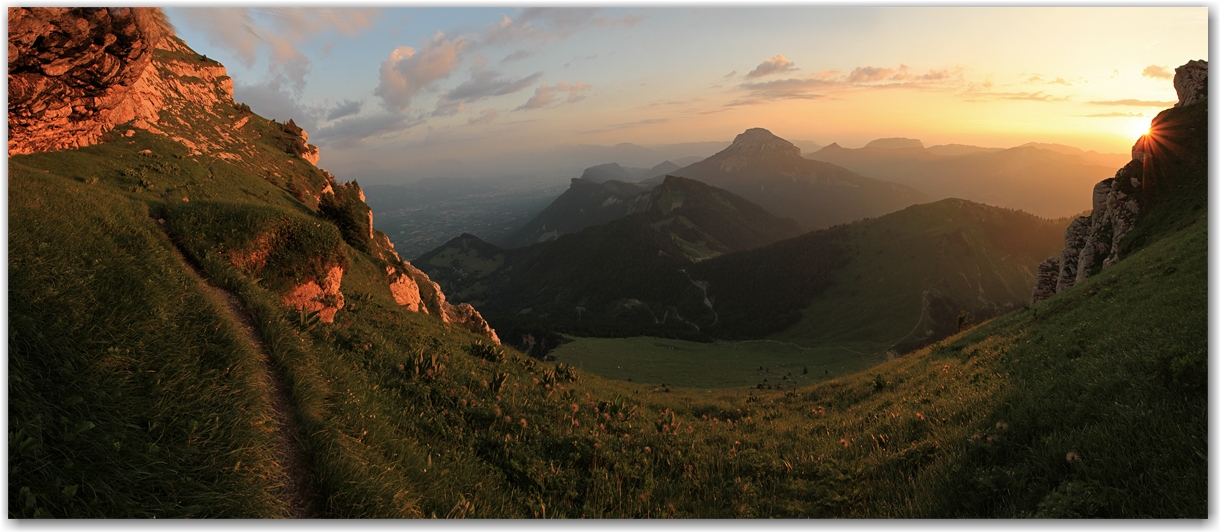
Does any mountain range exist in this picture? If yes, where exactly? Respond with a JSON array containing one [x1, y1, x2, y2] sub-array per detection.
[[807, 138, 1129, 218]]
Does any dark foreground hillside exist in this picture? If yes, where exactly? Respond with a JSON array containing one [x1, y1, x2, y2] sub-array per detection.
[[7, 9, 1206, 518]]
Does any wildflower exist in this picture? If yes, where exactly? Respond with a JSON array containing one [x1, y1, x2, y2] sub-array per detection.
[[996, 422, 1009, 431], [532, 378, 540, 385], [971, 433, 982, 441], [504, 416, 512, 424], [594, 443, 599, 449], [520, 418, 528, 428], [916, 412, 925, 421], [1066, 451, 1082, 463], [986, 435, 999, 444], [572, 419, 580, 427], [397, 364, 405, 371], [840, 438, 850, 448], [571, 404, 580, 414], [644, 446, 652, 454]]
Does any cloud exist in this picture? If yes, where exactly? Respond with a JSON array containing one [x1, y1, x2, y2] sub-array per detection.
[[1088, 99, 1176, 106], [847, 65, 897, 83], [1142, 65, 1173, 80], [1048, 77, 1073, 86], [746, 54, 796, 79], [723, 70, 737, 79], [998, 91, 1071, 102], [433, 69, 542, 116], [432, 100, 466, 117], [1079, 112, 1147, 118], [312, 111, 425, 147], [326, 99, 362, 121], [374, 32, 469, 110], [847, 64, 951, 84], [467, 109, 499, 125], [444, 70, 543, 103], [502, 49, 536, 63], [175, 8, 378, 93], [732, 78, 834, 104], [515, 81, 592, 110], [577, 117, 667, 134], [482, 8, 644, 46]]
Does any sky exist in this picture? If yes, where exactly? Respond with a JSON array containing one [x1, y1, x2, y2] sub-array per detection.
[[164, 6, 1209, 185]]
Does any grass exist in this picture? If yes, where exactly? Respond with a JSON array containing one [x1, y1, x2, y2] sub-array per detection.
[[9, 159, 284, 517], [552, 337, 887, 389], [12, 118, 1205, 517], [9, 31, 1205, 517]]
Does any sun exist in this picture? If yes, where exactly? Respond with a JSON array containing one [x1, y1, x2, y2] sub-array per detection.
[[1125, 116, 1152, 140]]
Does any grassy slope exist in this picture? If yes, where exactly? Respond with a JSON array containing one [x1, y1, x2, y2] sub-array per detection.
[[9, 145, 285, 517], [10, 29, 1204, 517], [772, 198, 1066, 350], [22, 128, 1198, 517]]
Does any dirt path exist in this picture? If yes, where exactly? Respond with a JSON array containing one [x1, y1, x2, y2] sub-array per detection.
[[153, 213, 320, 518]]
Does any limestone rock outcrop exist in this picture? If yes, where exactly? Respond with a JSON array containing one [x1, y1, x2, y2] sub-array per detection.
[[1174, 60, 1208, 108], [383, 260, 502, 345], [281, 266, 345, 323], [1031, 60, 1206, 305], [8, 7, 168, 154]]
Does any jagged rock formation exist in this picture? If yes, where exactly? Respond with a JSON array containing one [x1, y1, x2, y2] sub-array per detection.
[[8, 7, 168, 154], [9, 6, 321, 166], [1174, 60, 1208, 108], [282, 266, 345, 323], [377, 233, 501, 344], [1031, 59, 1207, 305]]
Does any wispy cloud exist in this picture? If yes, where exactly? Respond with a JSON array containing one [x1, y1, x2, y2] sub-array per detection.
[[445, 70, 543, 102], [577, 117, 667, 134], [1089, 99, 1176, 106], [516, 81, 592, 111], [501, 49, 536, 63], [325, 99, 362, 121], [481, 8, 644, 46], [467, 109, 499, 125], [1142, 65, 1173, 80], [1079, 112, 1147, 118], [312, 111, 425, 147], [728, 63, 957, 106], [746, 54, 796, 79]]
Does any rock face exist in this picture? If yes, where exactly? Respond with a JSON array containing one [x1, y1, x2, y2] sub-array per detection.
[[1174, 60, 1208, 108], [281, 266, 345, 323], [8, 7, 168, 154], [1031, 60, 1206, 305], [377, 234, 501, 344]]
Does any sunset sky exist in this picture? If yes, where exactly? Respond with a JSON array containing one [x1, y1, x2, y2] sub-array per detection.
[[165, 7, 1208, 184]]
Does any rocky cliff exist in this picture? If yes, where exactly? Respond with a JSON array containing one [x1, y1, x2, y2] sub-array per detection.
[[1030, 60, 1208, 305], [9, 7, 499, 343], [9, 7, 168, 154]]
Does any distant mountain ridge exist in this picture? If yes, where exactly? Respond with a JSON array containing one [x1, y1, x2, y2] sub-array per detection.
[[668, 128, 930, 229], [807, 138, 1129, 218], [500, 177, 653, 248]]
